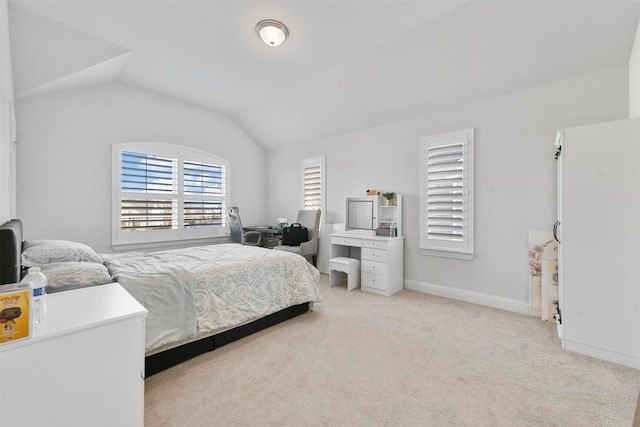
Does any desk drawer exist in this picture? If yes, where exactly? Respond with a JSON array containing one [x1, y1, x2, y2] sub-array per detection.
[[362, 240, 388, 250], [362, 260, 388, 276], [362, 272, 389, 291], [331, 236, 362, 247], [362, 248, 388, 263]]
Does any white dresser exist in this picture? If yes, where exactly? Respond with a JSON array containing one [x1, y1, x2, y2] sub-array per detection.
[[0, 283, 147, 427], [330, 233, 404, 296]]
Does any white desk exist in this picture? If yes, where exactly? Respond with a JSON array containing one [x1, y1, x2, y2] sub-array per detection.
[[0, 283, 147, 427], [330, 233, 404, 296]]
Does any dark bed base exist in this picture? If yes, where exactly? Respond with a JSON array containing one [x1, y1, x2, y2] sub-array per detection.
[[145, 302, 309, 377]]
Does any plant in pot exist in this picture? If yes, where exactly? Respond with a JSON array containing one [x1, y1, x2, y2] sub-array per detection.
[[382, 192, 395, 206]]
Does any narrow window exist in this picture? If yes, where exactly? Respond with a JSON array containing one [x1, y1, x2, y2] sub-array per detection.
[[420, 129, 474, 259], [301, 156, 326, 214]]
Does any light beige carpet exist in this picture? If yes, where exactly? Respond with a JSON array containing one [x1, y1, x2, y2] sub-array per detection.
[[145, 275, 640, 426]]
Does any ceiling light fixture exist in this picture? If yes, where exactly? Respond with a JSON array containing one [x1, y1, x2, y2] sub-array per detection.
[[256, 19, 289, 47]]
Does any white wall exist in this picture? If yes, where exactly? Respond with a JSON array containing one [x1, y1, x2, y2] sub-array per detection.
[[0, 0, 15, 224], [630, 20, 640, 117], [15, 82, 267, 253], [267, 65, 628, 310]]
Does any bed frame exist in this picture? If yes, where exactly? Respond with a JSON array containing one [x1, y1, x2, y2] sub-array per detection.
[[0, 219, 310, 377], [145, 302, 308, 376]]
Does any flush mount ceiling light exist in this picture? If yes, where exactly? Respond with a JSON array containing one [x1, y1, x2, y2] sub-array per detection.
[[256, 19, 289, 47]]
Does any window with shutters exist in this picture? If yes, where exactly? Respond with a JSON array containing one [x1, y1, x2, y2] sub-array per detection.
[[301, 156, 325, 216], [420, 128, 474, 259], [112, 142, 230, 249]]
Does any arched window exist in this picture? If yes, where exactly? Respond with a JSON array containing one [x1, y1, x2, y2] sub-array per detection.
[[112, 142, 230, 249]]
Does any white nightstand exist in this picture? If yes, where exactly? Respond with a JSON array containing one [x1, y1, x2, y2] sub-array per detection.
[[0, 283, 147, 427]]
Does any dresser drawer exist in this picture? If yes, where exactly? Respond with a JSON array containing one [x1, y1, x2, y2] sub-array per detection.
[[331, 236, 362, 247], [362, 239, 388, 250], [362, 247, 388, 263], [361, 272, 389, 291], [362, 260, 388, 276]]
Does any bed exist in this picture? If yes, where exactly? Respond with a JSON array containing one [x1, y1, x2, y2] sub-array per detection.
[[0, 219, 321, 376]]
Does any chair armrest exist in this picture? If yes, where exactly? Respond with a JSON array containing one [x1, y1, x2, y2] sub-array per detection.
[[299, 237, 318, 255]]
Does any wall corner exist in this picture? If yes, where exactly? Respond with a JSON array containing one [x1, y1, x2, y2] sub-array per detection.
[[629, 19, 640, 118]]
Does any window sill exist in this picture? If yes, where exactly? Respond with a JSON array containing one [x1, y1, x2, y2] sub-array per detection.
[[420, 248, 474, 261], [112, 236, 229, 252]]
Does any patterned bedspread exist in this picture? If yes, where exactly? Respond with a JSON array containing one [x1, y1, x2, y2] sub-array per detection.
[[101, 244, 321, 353]]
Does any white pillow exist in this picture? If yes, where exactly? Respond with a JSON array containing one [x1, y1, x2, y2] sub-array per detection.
[[39, 262, 112, 293], [22, 240, 103, 267]]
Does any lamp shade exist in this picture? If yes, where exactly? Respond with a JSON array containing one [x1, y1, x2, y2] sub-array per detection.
[[256, 19, 288, 47]]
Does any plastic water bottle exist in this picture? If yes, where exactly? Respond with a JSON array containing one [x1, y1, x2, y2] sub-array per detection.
[[21, 267, 47, 323], [390, 223, 397, 238]]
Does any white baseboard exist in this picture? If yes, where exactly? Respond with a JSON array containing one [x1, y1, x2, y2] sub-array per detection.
[[404, 279, 534, 316], [562, 339, 640, 369], [404, 279, 640, 369]]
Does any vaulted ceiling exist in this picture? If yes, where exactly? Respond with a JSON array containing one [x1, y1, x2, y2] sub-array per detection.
[[8, 1, 640, 151]]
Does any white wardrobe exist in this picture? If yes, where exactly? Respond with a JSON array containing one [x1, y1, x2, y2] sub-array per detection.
[[556, 117, 640, 368]]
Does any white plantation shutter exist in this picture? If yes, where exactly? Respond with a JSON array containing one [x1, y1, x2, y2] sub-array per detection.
[[113, 143, 230, 247], [420, 129, 474, 259], [427, 143, 464, 241], [301, 156, 325, 214], [183, 160, 226, 228], [120, 199, 177, 231], [183, 161, 225, 196], [304, 164, 322, 210], [120, 151, 177, 231], [121, 152, 175, 194]]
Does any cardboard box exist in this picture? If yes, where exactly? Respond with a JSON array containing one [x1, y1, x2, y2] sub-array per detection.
[[0, 284, 31, 344]]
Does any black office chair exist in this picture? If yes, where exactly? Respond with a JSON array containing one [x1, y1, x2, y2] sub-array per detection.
[[227, 206, 262, 246]]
